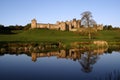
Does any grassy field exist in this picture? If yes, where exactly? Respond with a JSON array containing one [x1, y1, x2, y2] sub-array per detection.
[[0, 29, 120, 46], [95, 30, 120, 41]]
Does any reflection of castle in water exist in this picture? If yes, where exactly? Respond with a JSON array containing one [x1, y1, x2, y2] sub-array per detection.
[[31, 49, 81, 62], [31, 48, 107, 62], [0, 46, 108, 73], [31, 48, 107, 73]]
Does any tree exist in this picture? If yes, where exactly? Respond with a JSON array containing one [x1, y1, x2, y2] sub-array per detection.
[[8, 25, 23, 30], [81, 11, 96, 39], [103, 25, 108, 30], [0, 24, 4, 29], [103, 25, 113, 30], [24, 23, 31, 30], [0, 24, 12, 34], [107, 25, 112, 30]]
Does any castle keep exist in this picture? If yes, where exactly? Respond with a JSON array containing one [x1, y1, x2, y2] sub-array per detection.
[[31, 18, 103, 31]]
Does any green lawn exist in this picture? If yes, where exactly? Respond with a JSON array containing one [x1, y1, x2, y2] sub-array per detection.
[[95, 30, 120, 41], [0, 29, 120, 46]]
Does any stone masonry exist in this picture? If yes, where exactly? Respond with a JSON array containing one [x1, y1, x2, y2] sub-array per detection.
[[31, 18, 103, 31]]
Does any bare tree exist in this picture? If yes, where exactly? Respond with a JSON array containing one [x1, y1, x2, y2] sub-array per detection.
[[81, 11, 96, 39]]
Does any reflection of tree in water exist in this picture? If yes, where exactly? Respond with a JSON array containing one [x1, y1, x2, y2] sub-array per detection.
[[78, 51, 100, 73]]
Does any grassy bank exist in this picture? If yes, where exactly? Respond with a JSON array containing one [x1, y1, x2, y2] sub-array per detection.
[[0, 29, 120, 47]]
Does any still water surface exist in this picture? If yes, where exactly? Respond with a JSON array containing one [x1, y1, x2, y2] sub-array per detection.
[[0, 48, 120, 80]]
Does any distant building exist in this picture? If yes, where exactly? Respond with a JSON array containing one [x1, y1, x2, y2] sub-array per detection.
[[31, 18, 103, 31]]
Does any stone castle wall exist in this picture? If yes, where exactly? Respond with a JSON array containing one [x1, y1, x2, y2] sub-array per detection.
[[31, 18, 103, 31]]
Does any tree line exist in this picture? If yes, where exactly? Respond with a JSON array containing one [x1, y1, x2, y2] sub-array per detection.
[[103, 25, 120, 30], [0, 23, 31, 34]]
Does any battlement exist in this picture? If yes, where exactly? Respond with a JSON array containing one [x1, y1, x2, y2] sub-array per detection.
[[31, 18, 103, 31]]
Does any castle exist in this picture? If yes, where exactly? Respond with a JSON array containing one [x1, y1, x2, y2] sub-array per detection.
[[31, 18, 103, 31]]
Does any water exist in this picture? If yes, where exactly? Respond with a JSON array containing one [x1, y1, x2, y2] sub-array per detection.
[[0, 48, 120, 80]]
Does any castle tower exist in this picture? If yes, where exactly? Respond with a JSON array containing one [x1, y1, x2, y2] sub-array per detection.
[[77, 20, 81, 28], [31, 19, 37, 28]]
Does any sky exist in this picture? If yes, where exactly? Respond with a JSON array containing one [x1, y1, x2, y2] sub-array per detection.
[[0, 0, 120, 27]]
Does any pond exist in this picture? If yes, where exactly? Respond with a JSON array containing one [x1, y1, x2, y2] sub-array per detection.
[[0, 45, 120, 80]]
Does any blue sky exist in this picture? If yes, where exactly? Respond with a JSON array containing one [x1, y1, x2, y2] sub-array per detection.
[[0, 0, 120, 27]]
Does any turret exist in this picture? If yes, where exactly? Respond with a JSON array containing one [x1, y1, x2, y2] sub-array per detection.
[[31, 19, 37, 28], [73, 18, 76, 22]]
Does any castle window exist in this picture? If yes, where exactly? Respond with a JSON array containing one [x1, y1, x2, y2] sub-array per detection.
[[58, 27, 61, 30], [71, 26, 74, 29]]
